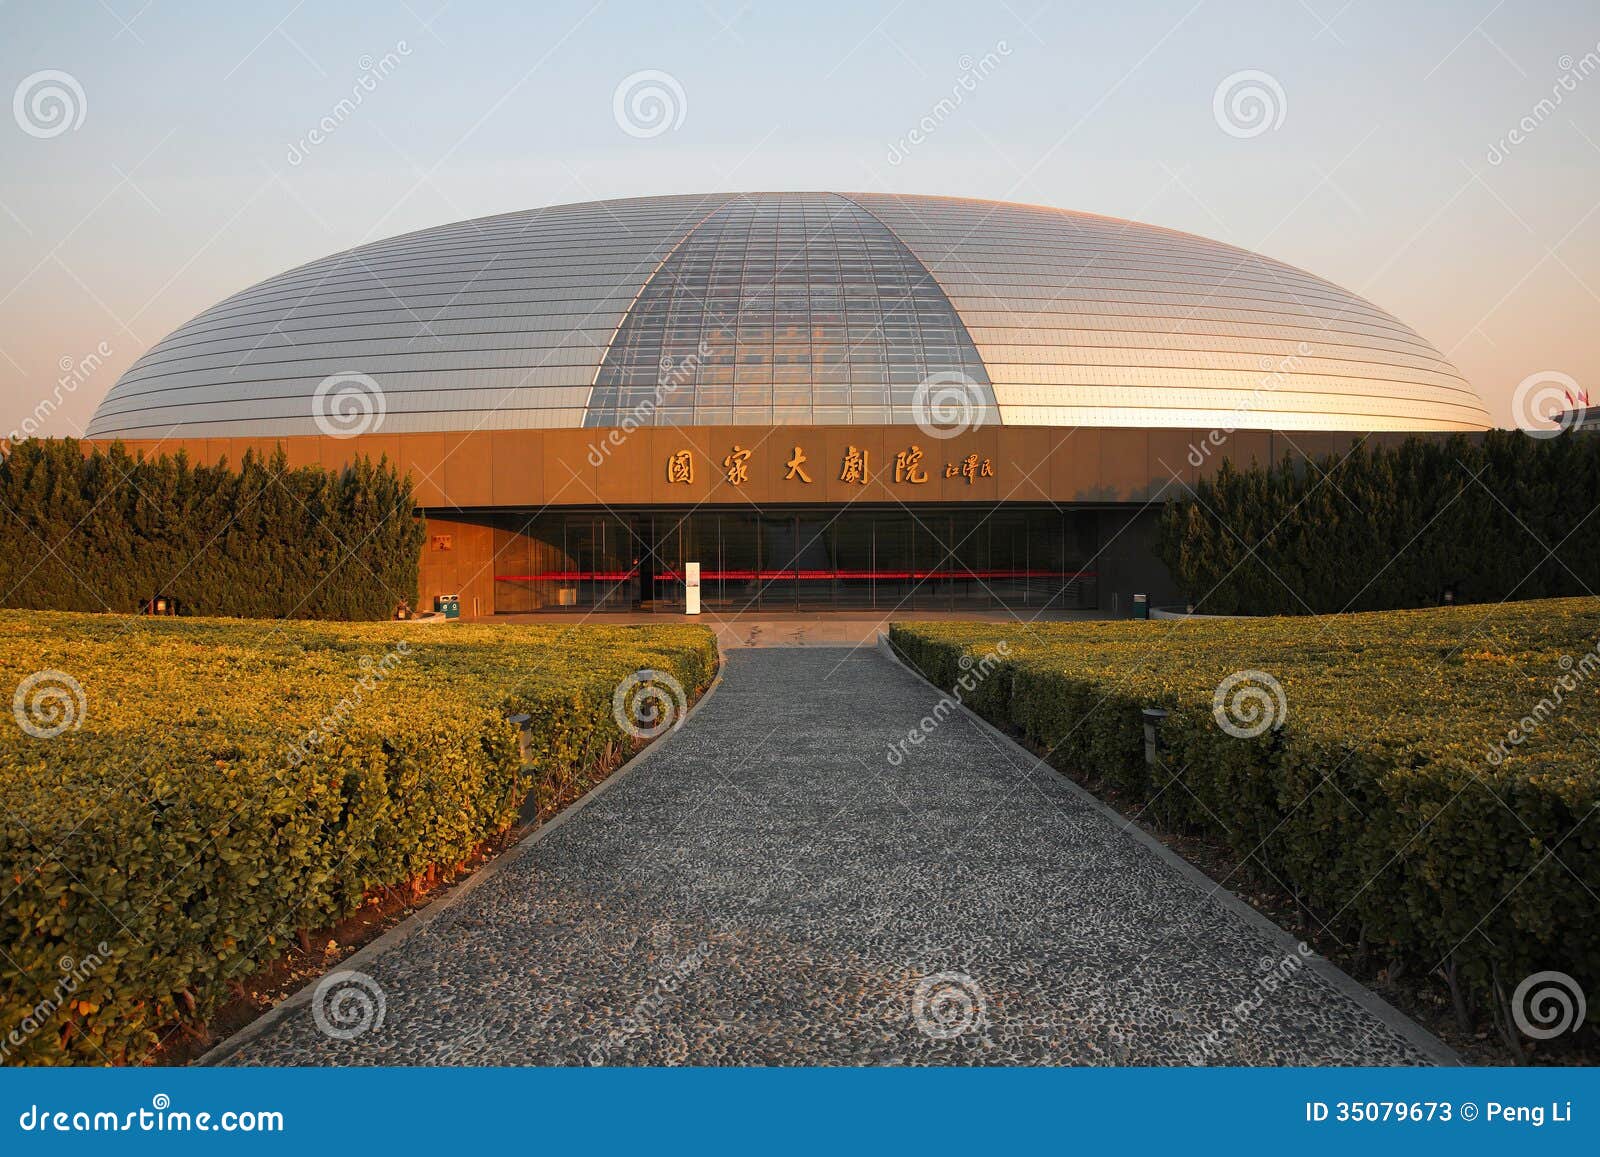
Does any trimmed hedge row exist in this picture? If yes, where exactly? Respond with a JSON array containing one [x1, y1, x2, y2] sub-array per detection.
[[890, 600, 1599, 1029], [0, 613, 718, 1065], [0, 439, 424, 620], [1158, 432, 1600, 615]]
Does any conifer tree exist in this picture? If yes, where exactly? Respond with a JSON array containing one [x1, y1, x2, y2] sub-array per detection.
[[0, 439, 424, 619]]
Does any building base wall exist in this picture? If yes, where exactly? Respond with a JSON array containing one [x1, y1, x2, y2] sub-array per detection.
[[76, 424, 1478, 618]]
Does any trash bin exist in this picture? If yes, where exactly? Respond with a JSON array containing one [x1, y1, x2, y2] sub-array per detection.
[[1132, 593, 1149, 620], [434, 593, 460, 619]]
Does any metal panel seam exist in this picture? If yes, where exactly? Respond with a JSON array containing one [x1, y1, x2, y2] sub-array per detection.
[[581, 195, 737, 414]]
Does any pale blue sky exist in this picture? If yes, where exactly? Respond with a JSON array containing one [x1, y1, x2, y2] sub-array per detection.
[[3, 0, 1598, 433]]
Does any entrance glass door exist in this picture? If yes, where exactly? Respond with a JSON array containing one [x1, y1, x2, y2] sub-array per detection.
[[794, 516, 834, 606], [758, 515, 798, 610]]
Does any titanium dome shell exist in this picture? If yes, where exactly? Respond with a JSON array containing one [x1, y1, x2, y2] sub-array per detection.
[[86, 191, 1490, 439]]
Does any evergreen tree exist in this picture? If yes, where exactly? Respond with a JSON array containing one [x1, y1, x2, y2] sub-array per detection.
[[1159, 431, 1600, 614], [0, 439, 424, 619]]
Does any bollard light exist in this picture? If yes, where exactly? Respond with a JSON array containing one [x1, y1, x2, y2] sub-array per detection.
[[506, 713, 533, 768], [1141, 706, 1169, 767]]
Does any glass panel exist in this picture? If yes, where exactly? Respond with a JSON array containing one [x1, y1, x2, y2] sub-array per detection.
[[649, 512, 682, 612], [947, 510, 990, 609], [873, 515, 912, 611], [758, 515, 797, 610], [911, 513, 951, 610], [585, 193, 996, 428], [987, 510, 1029, 607], [793, 516, 834, 607], [717, 513, 760, 611], [1026, 509, 1066, 611], [833, 516, 874, 609]]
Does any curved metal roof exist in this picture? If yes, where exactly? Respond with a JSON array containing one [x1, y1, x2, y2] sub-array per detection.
[[86, 191, 1490, 438]]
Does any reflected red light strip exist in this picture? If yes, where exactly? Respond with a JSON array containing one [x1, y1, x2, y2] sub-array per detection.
[[495, 569, 1097, 583]]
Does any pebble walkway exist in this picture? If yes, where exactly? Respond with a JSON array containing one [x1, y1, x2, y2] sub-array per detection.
[[221, 646, 1445, 1065]]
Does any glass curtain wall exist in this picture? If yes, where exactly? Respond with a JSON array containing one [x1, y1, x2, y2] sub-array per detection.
[[493, 508, 1097, 612]]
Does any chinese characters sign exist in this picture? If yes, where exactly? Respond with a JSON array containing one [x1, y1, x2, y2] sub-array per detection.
[[663, 444, 995, 487]]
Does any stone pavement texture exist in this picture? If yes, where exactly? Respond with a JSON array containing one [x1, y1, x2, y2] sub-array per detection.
[[219, 646, 1444, 1066]]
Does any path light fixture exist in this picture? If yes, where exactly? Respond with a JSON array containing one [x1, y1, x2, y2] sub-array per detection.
[[1141, 706, 1169, 768], [506, 713, 533, 768]]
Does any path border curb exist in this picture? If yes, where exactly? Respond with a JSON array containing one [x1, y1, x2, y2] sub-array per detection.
[[876, 631, 1462, 1067], [199, 651, 728, 1067]]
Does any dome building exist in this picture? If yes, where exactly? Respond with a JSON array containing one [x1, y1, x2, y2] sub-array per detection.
[[86, 192, 1490, 615]]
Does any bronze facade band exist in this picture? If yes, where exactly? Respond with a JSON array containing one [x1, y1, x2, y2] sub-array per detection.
[[88, 425, 1461, 616]]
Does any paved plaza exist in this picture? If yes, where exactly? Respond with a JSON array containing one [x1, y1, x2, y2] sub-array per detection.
[[218, 646, 1448, 1066]]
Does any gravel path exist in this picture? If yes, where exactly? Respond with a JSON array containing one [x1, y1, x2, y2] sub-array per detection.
[[220, 645, 1445, 1066]]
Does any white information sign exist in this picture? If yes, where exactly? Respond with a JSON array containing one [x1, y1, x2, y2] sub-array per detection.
[[684, 561, 701, 615]]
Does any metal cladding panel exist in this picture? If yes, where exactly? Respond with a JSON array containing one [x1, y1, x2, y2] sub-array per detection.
[[87, 194, 731, 439], [87, 191, 1492, 440], [849, 193, 1490, 432]]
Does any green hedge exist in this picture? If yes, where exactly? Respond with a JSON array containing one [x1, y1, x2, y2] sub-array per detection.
[[0, 439, 424, 620], [0, 614, 718, 1065], [891, 600, 1599, 1031], [1159, 432, 1600, 614]]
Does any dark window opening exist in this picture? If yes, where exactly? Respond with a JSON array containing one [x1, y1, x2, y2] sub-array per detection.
[[491, 507, 1097, 613]]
